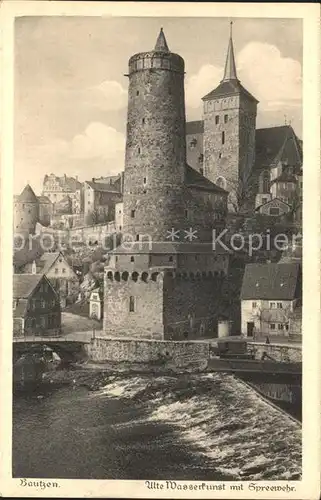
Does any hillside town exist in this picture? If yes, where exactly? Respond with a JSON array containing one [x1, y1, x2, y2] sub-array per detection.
[[13, 26, 302, 356]]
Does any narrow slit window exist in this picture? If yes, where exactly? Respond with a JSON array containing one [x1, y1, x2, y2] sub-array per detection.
[[222, 131, 225, 145], [215, 115, 219, 125], [131, 210, 135, 218], [129, 296, 135, 312]]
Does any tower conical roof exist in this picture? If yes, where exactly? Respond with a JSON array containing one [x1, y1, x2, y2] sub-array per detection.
[[154, 28, 169, 52], [18, 184, 38, 203], [222, 22, 238, 82]]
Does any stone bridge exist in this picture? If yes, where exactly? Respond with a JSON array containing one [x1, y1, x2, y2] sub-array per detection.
[[13, 334, 92, 364]]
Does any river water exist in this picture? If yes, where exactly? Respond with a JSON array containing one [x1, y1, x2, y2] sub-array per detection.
[[13, 372, 301, 481]]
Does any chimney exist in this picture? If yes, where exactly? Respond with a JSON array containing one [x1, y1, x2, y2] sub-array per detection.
[[92, 178, 95, 183], [75, 175, 78, 181]]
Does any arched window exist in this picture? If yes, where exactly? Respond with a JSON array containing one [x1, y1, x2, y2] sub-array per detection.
[[260, 170, 270, 193]]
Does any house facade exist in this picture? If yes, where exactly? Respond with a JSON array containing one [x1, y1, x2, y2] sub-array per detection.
[[42, 174, 83, 214], [240, 262, 302, 339], [13, 274, 61, 337], [22, 251, 80, 308], [84, 180, 123, 224], [255, 197, 291, 217]]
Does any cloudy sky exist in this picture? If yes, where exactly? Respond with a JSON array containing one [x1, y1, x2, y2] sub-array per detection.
[[14, 16, 302, 195]]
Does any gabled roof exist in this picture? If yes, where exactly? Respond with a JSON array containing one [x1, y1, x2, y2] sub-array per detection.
[[186, 120, 204, 135], [240, 263, 301, 300], [39, 252, 62, 274], [13, 274, 43, 299], [254, 125, 303, 171], [85, 181, 122, 194], [18, 184, 38, 203], [37, 195, 52, 204], [185, 165, 228, 194], [255, 197, 291, 212]]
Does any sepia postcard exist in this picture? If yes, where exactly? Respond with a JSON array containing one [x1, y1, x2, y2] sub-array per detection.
[[0, 1, 320, 498]]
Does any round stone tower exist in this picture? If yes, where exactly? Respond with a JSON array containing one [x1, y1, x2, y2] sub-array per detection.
[[123, 28, 187, 242], [14, 184, 39, 235]]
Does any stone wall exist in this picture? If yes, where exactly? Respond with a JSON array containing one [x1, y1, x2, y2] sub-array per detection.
[[86, 337, 209, 372], [163, 273, 225, 340], [251, 342, 302, 363], [103, 271, 164, 339]]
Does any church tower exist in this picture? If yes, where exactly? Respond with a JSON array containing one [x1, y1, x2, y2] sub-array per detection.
[[123, 28, 187, 241], [202, 23, 258, 210]]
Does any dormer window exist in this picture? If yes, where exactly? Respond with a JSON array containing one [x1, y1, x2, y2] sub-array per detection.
[[198, 154, 204, 164], [189, 138, 197, 149]]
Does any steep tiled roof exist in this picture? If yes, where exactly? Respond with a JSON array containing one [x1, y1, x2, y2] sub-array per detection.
[[240, 263, 301, 300], [18, 184, 38, 203], [39, 252, 61, 274], [202, 80, 258, 102], [37, 195, 51, 204], [255, 197, 291, 211], [13, 274, 43, 298], [85, 181, 122, 194], [255, 126, 302, 170], [186, 120, 204, 135], [185, 165, 227, 194]]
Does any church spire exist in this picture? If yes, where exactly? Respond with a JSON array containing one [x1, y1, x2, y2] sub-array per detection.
[[222, 21, 238, 82], [154, 27, 169, 52]]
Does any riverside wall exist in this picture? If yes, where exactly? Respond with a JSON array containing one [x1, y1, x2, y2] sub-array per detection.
[[85, 337, 209, 372], [250, 342, 302, 363]]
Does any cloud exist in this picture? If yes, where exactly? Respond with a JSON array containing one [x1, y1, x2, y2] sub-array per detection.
[[14, 122, 125, 194], [237, 42, 302, 106], [86, 80, 128, 111], [70, 122, 125, 160], [185, 64, 222, 110], [185, 42, 302, 123]]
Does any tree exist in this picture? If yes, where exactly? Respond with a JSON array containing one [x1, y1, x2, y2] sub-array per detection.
[[228, 168, 256, 214]]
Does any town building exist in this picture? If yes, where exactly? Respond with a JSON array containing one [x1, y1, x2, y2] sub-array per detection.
[[255, 197, 291, 217], [42, 174, 83, 214], [37, 195, 53, 226], [103, 28, 230, 341], [13, 273, 61, 337], [20, 251, 80, 308], [240, 262, 302, 339], [84, 179, 123, 225], [185, 26, 303, 214]]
